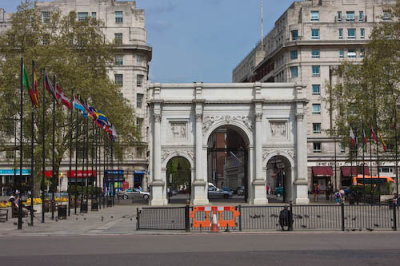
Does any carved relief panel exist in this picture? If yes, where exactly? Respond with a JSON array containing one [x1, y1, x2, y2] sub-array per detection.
[[269, 120, 288, 140], [169, 121, 188, 141]]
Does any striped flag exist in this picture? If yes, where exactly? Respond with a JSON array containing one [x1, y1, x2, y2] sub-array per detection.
[[378, 131, 387, 152], [350, 128, 355, 147], [370, 126, 378, 144]]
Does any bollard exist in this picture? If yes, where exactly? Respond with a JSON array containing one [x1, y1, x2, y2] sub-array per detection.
[[238, 205, 242, 232], [341, 202, 345, 231], [185, 205, 190, 232], [393, 203, 397, 231], [289, 201, 293, 231]]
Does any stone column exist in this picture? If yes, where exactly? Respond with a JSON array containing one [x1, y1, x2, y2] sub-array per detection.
[[295, 105, 310, 204], [192, 105, 208, 205], [150, 111, 167, 206], [252, 111, 268, 205]]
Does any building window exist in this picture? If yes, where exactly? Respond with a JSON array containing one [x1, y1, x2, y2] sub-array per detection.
[[115, 11, 123, 23], [312, 84, 320, 95], [311, 11, 319, 21], [313, 142, 321, 153], [312, 104, 321, 114], [340, 143, 345, 153], [348, 28, 356, 39], [291, 30, 298, 41], [339, 28, 343, 39], [92, 12, 97, 19], [339, 49, 344, 58], [78, 12, 88, 22], [311, 29, 320, 39], [136, 118, 143, 133], [136, 55, 143, 65], [346, 11, 355, 21], [311, 49, 320, 58], [115, 55, 123, 66], [136, 93, 144, 109], [347, 49, 356, 58], [312, 65, 320, 77], [337, 11, 342, 21], [42, 11, 50, 23], [360, 28, 365, 39], [114, 74, 123, 87], [114, 33, 123, 45], [290, 50, 298, 60], [5, 151, 14, 159], [360, 48, 364, 58], [313, 123, 321, 134], [137, 74, 144, 87], [383, 10, 392, 20], [290, 66, 298, 78], [359, 11, 364, 21]]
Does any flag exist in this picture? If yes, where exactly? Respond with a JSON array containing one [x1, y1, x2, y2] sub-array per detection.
[[88, 106, 98, 120], [350, 128, 355, 147], [362, 128, 367, 145], [32, 65, 39, 107], [55, 83, 72, 110], [44, 72, 57, 100], [229, 151, 242, 167], [23, 63, 39, 107], [108, 123, 117, 141], [73, 95, 88, 117], [370, 126, 378, 144], [94, 109, 108, 125], [378, 131, 387, 152]]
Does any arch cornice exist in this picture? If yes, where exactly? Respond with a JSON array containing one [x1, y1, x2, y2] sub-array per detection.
[[161, 149, 195, 169], [262, 149, 295, 168]]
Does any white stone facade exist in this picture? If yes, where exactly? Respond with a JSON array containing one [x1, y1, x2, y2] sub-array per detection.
[[0, 0, 151, 191], [148, 82, 309, 206], [233, 0, 397, 190]]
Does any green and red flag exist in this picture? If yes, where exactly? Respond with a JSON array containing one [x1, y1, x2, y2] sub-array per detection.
[[23, 62, 39, 107]]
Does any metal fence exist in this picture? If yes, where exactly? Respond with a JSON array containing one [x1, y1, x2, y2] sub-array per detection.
[[136, 204, 398, 232]]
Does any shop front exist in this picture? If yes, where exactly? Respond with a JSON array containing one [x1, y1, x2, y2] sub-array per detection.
[[340, 166, 370, 187], [133, 170, 145, 188], [67, 170, 96, 187], [311, 166, 333, 192], [104, 170, 124, 196], [0, 169, 31, 196]]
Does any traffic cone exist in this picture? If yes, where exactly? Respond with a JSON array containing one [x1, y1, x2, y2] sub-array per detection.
[[211, 211, 219, 232]]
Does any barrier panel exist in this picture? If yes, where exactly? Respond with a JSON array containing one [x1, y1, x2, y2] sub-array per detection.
[[190, 206, 240, 231]]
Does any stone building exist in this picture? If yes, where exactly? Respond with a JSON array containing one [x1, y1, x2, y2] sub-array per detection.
[[0, 0, 152, 195], [233, 0, 397, 192]]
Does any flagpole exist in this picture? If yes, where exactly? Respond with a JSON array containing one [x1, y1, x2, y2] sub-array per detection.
[[95, 127, 99, 209], [395, 107, 399, 200], [51, 76, 56, 220], [104, 131, 107, 207], [41, 70, 45, 223], [74, 106, 79, 215], [18, 57, 24, 230], [68, 89, 74, 216], [376, 124, 381, 206], [81, 107, 86, 213], [85, 103, 89, 211], [370, 125, 373, 204], [30, 60, 35, 226], [111, 139, 114, 206], [91, 118, 94, 210]]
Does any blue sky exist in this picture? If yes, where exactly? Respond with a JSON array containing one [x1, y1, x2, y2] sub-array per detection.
[[1, 0, 295, 82]]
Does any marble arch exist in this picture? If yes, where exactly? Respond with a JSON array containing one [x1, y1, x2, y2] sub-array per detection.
[[148, 82, 310, 206]]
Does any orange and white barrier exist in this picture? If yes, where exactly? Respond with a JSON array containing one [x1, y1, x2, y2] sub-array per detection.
[[190, 206, 240, 231]]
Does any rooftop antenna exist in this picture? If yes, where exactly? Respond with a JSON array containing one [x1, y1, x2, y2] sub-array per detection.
[[260, 0, 264, 51]]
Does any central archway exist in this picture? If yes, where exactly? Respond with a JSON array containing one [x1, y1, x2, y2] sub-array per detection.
[[266, 155, 292, 203], [166, 156, 191, 204], [207, 125, 249, 202]]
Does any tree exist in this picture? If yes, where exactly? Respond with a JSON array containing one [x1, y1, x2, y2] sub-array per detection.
[[0, 1, 140, 194], [329, 0, 400, 150]]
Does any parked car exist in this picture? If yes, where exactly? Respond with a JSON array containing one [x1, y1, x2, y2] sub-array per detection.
[[117, 188, 150, 200], [235, 186, 245, 196], [208, 187, 233, 199]]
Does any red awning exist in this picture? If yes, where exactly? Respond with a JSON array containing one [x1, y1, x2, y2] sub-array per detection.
[[341, 166, 370, 177], [67, 170, 96, 178], [312, 166, 333, 177], [40, 170, 53, 178]]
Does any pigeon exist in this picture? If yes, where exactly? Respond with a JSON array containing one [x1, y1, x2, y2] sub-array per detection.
[[352, 217, 356, 221], [101, 216, 104, 222], [270, 214, 278, 218], [301, 225, 307, 228], [84, 218, 86, 221], [130, 218, 132, 221], [296, 215, 303, 219], [366, 228, 373, 231], [351, 229, 356, 231], [374, 224, 379, 227], [304, 214, 310, 218], [110, 216, 113, 219], [316, 215, 321, 218]]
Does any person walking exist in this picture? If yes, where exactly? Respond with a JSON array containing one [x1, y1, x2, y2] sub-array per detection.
[[313, 184, 318, 202], [279, 206, 293, 231], [335, 190, 341, 204]]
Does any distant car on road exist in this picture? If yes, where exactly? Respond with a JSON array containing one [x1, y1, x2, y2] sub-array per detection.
[[117, 188, 150, 200], [208, 187, 233, 199], [235, 186, 245, 196]]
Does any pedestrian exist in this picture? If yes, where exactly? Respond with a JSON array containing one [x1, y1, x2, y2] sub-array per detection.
[[313, 184, 318, 202], [266, 185, 269, 195], [335, 190, 341, 204], [279, 206, 293, 231]]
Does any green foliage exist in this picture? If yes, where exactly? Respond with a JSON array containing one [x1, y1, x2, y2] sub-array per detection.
[[166, 157, 191, 189], [68, 185, 102, 196], [328, 0, 400, 151], [0, 1, 140, 194]]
